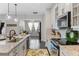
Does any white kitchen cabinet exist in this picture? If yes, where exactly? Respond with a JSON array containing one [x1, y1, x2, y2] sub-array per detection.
[[71, 3, 79, 30], [60, 52, 65, 56], [9, 47, 19, 56], [60, 48, 65, 56], [9, 50, 15, 56], [9, 39, 27, 56], [57, 3, 66, 16], [60, 47, 69, 56], [58, 3, 72, 17], [65, 4, 72, 12], [51, 3, 72, 29], [23, 40, 27, 55], [58, 4, 63, 16], [18, 40, 27, 56]]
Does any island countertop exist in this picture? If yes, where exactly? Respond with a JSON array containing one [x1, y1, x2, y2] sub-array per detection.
[[0, 34, 30, 54], [59, 45, 79, 56]]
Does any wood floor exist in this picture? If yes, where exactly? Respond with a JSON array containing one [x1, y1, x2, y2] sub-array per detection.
[[26, 49, 49, 56]]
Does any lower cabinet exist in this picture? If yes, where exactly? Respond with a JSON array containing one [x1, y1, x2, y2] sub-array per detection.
[[60, 47, 65, 56], [9, 39, 27, 56], [17, 40, 27, 56], [9, 47, 19, 56], [60, 51, 65, 56], [60, 47, 71, 56]]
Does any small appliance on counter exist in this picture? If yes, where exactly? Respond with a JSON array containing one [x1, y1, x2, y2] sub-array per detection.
[[66, 28, 79, 45]]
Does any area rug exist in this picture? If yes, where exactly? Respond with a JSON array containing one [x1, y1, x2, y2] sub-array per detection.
[[26, 49, 49, 56]]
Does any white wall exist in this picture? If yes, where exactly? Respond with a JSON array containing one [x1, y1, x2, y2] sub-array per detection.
[[41, 9, 51, 42]]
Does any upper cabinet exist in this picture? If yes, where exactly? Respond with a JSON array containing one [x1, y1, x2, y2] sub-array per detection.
[[58, 3, 65, 16], [57, 12, 71, 29], [55, 4, 58, 19], [71, 3, 79, 29], [54, 3, 71, 29], [58, 3, 71, 17], [51, 3, 72, 29]]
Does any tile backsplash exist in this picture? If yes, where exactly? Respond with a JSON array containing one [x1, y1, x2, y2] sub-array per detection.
[[58, 29, 67, 38]]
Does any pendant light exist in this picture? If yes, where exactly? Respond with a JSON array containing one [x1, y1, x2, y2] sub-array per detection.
[[14, 4, 18, 22], [7, 3, 11, 19]]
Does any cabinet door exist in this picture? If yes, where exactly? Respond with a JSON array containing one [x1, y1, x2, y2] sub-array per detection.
[[9, 49, 16, 56], [17, 40, 27, 56], [60, 47, 65, 56], [17, 43, 24, 56], [58, 4, 64, 16], [71, 3, 79, 28], [65, 3, 72, 12], [23, 40, 27, 55], [9, 51, 14, 56], [60, 51, 65, 56], [9, 39, 27, 56]]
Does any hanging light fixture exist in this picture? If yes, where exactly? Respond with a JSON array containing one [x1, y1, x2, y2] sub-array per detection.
[[14, 4, 18, 22], [7, 3, 11, 19]]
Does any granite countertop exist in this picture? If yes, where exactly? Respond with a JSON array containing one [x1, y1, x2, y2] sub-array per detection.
[[57, 39, 79, 56], [0, 34, 30, 54], [50, 39, 79, 56], [60, 45, 79, 56]]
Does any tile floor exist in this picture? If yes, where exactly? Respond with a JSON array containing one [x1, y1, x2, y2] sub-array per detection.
[[26, 49, 49, 56]]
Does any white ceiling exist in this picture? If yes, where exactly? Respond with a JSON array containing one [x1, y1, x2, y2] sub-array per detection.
[[0, 3, 54, 16]]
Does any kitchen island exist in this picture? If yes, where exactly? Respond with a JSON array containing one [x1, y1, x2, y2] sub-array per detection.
[[0, 34, 30, 56]]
